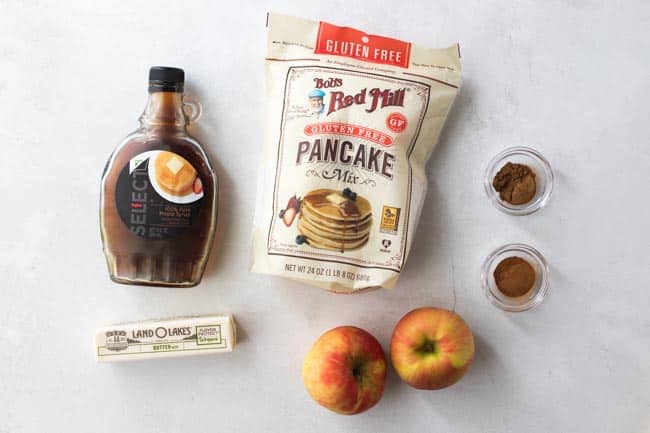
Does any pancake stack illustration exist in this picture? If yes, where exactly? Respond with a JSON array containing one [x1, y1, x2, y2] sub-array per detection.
[[298, 188, 372, 252], [154, 151, 197, 196]]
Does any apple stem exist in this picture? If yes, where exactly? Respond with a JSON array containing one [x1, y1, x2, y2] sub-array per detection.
[[420, 341, 436, 354]]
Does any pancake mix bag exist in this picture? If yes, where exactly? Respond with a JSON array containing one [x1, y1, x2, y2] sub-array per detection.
[[252, 13, 462, 292]]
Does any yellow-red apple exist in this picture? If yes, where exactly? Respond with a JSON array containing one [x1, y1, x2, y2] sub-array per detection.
[[390, 307, 474, 390], [302, 326, 386, 415]]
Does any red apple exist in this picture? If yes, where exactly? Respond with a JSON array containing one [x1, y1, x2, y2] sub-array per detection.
[[390, 307, 474, 390], [302, 326, 387, 415]]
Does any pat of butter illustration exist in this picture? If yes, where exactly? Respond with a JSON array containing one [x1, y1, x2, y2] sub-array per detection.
[[165, 155, 184, 175]]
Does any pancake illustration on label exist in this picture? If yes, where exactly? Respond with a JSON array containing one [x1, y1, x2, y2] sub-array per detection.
[[296, 188, 372, 252], [153, 151, 199, 197]]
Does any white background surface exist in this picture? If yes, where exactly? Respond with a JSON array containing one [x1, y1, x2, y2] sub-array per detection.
[[1, 1, 649, 432]]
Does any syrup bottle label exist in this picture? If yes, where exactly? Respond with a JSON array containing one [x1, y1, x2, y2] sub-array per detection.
[[115, 150, 204, 239]]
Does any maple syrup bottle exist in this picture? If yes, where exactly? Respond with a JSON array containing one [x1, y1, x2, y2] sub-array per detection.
[[100, 67, 217, 287]]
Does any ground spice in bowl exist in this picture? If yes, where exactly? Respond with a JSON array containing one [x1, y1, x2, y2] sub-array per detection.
[[492, 162, 536, 205], [493, 256, 536, 297]]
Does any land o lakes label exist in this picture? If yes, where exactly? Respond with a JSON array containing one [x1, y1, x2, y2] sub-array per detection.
[[94, 315, 236, 362]]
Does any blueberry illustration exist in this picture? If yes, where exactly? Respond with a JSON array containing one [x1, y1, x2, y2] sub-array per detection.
[[342, 187, 352, 198], [296, 235, 307, 245], [279, 209, 285, 218], [349, 191, 357, 201]]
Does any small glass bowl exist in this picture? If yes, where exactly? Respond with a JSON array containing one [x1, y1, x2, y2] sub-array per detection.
[[481, 243, 551, 312], [484, 147, 554, 216]]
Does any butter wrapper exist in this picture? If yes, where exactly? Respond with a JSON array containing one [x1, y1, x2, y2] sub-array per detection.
[[95, 315, 236, 362]]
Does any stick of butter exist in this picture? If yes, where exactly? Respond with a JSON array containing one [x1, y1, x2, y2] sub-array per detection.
[[94, 315, 236, 362]]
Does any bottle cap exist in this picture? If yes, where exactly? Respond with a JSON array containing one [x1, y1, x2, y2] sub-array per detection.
[[148, 66, 184, 92]]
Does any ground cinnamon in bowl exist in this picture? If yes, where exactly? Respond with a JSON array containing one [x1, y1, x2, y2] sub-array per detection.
[[482, 243, 550, 311], [492, 162, 536, 205], [493, 257, 536, 297]]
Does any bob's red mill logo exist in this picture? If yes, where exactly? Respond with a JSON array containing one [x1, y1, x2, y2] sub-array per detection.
[[314, 21, 411, 69], [314, 78, 407, 116]]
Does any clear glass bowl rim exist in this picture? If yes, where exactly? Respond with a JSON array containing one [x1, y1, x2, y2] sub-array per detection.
[[484, 146, 554, 216], [481, 243, 551, 312]]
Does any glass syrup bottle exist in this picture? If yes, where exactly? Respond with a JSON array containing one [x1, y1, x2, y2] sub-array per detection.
[[100, 66, 217, 287]]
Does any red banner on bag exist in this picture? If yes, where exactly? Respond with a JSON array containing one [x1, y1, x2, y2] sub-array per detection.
[[314, 21, 411, 69], [304, 122, 394, 147]]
